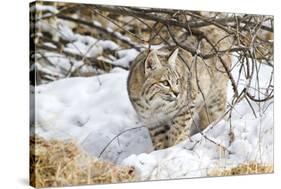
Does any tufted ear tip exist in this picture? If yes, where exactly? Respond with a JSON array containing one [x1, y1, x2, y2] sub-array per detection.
[[144, 50, 162, 74]]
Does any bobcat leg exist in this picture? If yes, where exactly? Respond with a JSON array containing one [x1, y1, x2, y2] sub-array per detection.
[[149, 125, 170, 150], [168, 112, 193, 146]]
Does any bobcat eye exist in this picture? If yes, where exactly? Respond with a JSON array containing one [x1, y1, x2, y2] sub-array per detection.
[[162, 80, 170, 86]]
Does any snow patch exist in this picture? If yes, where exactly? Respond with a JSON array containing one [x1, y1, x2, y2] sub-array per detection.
[[112, 49, 140, 67], [33, 56, 273, 180]]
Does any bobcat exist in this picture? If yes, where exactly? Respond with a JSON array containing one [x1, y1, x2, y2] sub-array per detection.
[[127, 26, 232, 150]]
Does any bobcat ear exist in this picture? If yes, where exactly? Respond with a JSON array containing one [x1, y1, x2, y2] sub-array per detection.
[[168, 48, 179, 67], [144, 50, 162, 74]]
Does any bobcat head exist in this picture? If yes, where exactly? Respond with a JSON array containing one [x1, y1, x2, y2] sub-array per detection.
[[128, 48, 190, 125]]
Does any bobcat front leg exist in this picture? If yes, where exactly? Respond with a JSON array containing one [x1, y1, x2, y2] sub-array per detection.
[[148, 125, 170, 150], [168, 110, 194, 146]]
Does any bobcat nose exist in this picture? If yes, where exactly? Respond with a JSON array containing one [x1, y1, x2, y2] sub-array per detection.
[[173, 91, 179, 97]]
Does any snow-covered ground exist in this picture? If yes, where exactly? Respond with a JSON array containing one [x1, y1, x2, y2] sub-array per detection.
[[32, 68, 153, 163], [32, 57, 273, 180]]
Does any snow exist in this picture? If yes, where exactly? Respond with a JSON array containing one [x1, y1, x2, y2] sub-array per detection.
[[35, 52, 73, 80], [33, 56, 273, 180], [96, 40, 119, 51], [43, 42, 57, 49], [121, 61, 273, 180], [36, 25, 138, 82], [112, 49, 140, 67], [34, 69, 153, 163], [35, 13, 142, 82], [36, 19, 139, 76], [122, 103, 273, 180], [35, 62, 64, 78], [114, 31, 132, 42], [93, 20, 102, 27], [57, 22, 77, 42], [35, 20, 60, 41], [31, 4, 59, 14], [106, 27, 113, 33]]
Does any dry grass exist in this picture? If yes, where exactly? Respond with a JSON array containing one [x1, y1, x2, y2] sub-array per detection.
[[208, 162, 273, 176], [30, 136, 137, 188], [30, 135, 273, 187]]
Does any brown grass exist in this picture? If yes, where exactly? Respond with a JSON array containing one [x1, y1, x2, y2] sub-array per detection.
[[208, 162, 273, 176], [30, 136, 137, 188], [30, 135, 273, 187]]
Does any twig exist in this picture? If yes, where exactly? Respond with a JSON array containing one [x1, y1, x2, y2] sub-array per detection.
[[98, 126, 145, 158], [56, 14, 142, 51]]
